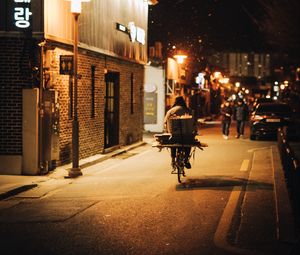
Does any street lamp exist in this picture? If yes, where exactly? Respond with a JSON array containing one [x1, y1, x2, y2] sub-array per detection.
[[174, 54, 187, 64], [66, 0, 91, 178]]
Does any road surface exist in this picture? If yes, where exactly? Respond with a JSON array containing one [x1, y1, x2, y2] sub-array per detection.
[[0, 123, 296, 255]]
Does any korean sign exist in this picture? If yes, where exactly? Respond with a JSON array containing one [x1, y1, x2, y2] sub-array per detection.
[[13, 0, 32, 29], [116, 21, 146, 45], [0, 0, 43, 32]]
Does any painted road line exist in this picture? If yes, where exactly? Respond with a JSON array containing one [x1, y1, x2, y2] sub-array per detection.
[[247, 147, 271, 153], [240, 159, 249, 172], [214, 186, 267, 255]]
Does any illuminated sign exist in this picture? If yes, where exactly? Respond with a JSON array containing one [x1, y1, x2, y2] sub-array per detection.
[[116, 23, 127, 33], [60, 55, 74, 75], [116, 21, 145, 45], [136, 27, 145, 45], [13, 0, 32, 29], [128, 22, 137, 43], [195, 73, 205, 89], [0, 0, 43, 32]]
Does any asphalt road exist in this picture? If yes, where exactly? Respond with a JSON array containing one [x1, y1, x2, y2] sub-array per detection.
[[0, 123, 295, 255]]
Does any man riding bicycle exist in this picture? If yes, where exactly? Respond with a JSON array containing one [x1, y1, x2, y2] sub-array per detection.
[[164, 96, 197, 169]]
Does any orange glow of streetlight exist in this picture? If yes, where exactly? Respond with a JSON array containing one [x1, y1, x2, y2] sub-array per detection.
[[213, 71, 221, 79], [174, 54, 187, 64], [219, 77, 229, 84]]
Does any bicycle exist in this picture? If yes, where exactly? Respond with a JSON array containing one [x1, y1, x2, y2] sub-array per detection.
[[171, 145, 188, 183], [153, 134, 207, 183]]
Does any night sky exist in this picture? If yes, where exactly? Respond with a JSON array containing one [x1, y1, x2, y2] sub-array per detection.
[[148, 0, 267, 58]]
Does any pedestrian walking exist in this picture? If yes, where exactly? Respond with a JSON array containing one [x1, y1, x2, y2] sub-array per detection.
[[220, 100, 233, 139], [233, 98, 249, 138]]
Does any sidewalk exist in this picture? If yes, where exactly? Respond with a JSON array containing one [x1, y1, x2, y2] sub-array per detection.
[[0, 139, 148, 201]]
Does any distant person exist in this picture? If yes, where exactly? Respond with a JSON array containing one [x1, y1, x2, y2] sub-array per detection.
[[220, 100, 233, 139], [164, 96, 195, 169], [233, 98, 249, 138]]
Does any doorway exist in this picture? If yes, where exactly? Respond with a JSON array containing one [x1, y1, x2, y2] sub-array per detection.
[[104, 72, 119, 148]]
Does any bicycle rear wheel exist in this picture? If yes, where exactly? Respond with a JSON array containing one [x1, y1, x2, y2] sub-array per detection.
[[176, 151, 185, 183], [177, 165, 184, 183]]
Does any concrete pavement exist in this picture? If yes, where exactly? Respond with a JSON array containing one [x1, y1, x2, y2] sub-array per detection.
[[0, 139, 147, 201]]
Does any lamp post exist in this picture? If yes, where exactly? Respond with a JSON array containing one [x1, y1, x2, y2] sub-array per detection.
[[174, 54, 187, 83], [66, 0, 90, 178]]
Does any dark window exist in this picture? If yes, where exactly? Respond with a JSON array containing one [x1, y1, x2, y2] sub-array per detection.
[[68, 77, 73, 119], [91, 65, 95, 118], [130, 73, 134, 114]]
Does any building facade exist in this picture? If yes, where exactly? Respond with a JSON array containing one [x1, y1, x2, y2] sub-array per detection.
[[0, 0, 154, 175], [208, 52, 271, 80]]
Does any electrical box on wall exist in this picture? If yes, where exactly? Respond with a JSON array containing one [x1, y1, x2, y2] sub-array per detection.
[[43, 89, 60, 171], [22, 89, 39, 175]]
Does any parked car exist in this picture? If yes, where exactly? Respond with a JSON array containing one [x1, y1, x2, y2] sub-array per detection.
[[249, 102, 292, 140], [251, 97, 274, 112]]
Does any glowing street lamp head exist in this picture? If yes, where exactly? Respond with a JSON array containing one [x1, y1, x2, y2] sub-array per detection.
[[219, 77, 229, 84], [144, 0, 158, 5], [213, 72, 221, 79], [174, 54, 187, 64], [66, 0, 91, 14]]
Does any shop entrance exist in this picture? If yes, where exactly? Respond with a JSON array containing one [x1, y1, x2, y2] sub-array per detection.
[[104, 72, 119, 148]]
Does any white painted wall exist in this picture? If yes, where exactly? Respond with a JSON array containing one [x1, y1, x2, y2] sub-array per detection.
[[144, 65, 165, 133]]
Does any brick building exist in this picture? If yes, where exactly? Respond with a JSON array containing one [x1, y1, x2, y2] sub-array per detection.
[[0, 0, 155, 175]]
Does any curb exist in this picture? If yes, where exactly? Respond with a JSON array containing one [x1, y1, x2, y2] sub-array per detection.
[[0, 184, 38, 201], [272, 145, 296, 243], [76, 141, 147, 170], [0, 141, 147, 200]]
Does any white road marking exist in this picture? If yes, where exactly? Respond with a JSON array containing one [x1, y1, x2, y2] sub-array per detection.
[[240, 159, 249, 171], [271, 147, 280, 240], [214, 185, 267, 255], [247, 147, 271, 153], [214, 150, 268, 255]]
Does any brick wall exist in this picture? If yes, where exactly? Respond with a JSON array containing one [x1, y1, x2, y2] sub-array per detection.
[[0, 37, 144, 165], [0, 36, 38, 155], [45, 41, 144, 164]]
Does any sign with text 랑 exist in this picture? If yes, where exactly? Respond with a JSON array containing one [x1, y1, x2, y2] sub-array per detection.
[[59, 55, 73, 75], [0, 0, 43, 32]]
